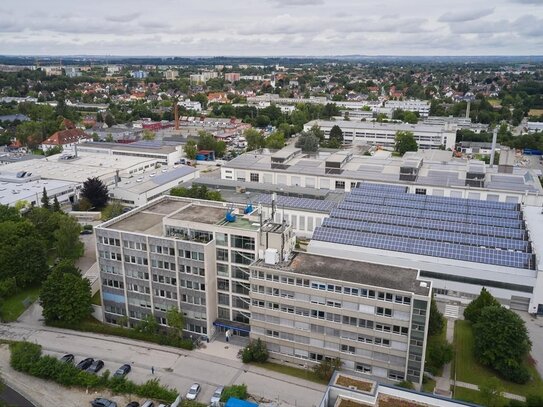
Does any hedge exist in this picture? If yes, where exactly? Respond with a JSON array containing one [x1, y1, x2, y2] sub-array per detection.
[[47, 319, 194, 350], [9, 342, 178, 403]]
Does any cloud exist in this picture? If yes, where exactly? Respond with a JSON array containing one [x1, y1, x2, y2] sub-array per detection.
[[438, 8, 494, 22], [509, 0, 542, 3], [268, 0, 324, 5], [105, 12, 141, 23]]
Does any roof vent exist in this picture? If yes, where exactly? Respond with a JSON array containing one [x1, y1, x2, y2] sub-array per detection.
[[420, 282, 428, 288]]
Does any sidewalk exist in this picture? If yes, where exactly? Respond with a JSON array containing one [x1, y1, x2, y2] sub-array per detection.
[[434, 318, 455, 397], [451, 380, 526, 402]]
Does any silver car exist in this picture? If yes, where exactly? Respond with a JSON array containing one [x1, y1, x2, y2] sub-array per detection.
[[185, 383, 201, 400], [210, 386, 224, 405]]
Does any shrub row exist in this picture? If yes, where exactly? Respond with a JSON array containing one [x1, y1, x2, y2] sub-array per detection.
[[9, 342, 178, 403], [47, 319, 194, 350]]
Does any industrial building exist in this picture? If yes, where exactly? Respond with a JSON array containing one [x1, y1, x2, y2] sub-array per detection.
[[384, 100, 431, 117], [303, 120, 457, 150], [221, 147, 543, 206]]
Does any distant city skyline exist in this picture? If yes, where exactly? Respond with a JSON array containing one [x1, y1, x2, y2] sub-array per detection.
[[0, 0, 542, 56]]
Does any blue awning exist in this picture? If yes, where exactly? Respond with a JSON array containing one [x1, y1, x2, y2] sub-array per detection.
[[213, 321, 251, 334]]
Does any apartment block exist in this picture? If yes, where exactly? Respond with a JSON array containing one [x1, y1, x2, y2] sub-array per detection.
[[248, 252, 432, 386]]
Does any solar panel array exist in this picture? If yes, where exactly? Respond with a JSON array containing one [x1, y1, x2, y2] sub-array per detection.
[[255, 194, 338, 212], [312, 183, 535, 270]]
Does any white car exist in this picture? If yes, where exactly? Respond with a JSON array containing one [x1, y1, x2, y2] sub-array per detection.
[[186, 383, 201, 400], [210, 386, 224, 405]]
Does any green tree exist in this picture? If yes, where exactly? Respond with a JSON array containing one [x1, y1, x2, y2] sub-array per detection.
[[104, 113, 115, 127], [244, 128, 265, 151], [312, 357, 341, 381], [184, 140, 198, 160], [265, 131, 286, 149], [53, 216, 84, 260], [166, 308, 185, 337], [101, 202, 124, 221], [41, 187, 50, 210], [81, 177, 109, 210], [403, 111, 419, 124], [464, 287, 501, 323], [473, 306, 532, 383], [40, 270, 92, 325], [479, 377, 504, 407], [425, 341, 454, 375], [105, 133, 114, 142], [295, 132, 319, 153], [394, 131, 418, 155], [135, 314, 159, 335], [329, 125, 344, 143], [239, 338, 269, 363], [428, 298, 445, 336], [52, 196, 61, 212], [142, 129, 156, 141], [16, 121, 44, 148], [220, 384, 248, 402]]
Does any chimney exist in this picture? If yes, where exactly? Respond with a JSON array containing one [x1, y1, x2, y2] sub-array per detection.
[[490, 127, 498, 168]]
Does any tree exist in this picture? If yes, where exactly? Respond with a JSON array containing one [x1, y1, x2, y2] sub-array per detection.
[[81, 177, 109, 210], [425, 341, 454, 375], [428, 298, 445, 336], [313, 357, 341, 381], [239, 338, 269, 363], [105, 133, 114, 142], [53, 216, 84, 260], [41, 187, 50, 210], [329, 125, 344, 143], [220, 384, 248, 402], [473, 306, 532, 383], [464, 287, 501, 323], [166, 308, 185, 337], [101, 202, 124, 221], [142, 129, 155, 141], [394, 131, 418, 155], [51, 259, 81, 276], [135, 314, 159, 335], [265, 131, 286, 149], [184, 140, 198, 160], [104, 113, 115, 127], [479, 377, 504, 407], [244, 128, 265, 151], [295, 132, 319, 153], [52, 196, 61, 212], [40, 270, 92, 325]]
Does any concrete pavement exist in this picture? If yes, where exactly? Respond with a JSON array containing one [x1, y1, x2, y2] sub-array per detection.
[[517, 311, 543, 378], [0, 322, 325, 407]]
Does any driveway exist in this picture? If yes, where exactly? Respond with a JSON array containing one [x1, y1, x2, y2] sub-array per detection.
[[517, 311, 543, 378]]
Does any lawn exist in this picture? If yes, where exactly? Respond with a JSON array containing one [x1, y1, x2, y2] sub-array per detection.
[[421, 377, 436, 394], [454, 320, 543, 399], [453, 387, 490, 406], [0, 286, 41, 322], [252, 361, 328, 385]]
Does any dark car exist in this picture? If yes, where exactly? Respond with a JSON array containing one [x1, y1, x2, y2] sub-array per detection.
[[60, 354, 74, 364], [87, 359, 104, 374], [80, 229, 93, 235], [125, 403, 139, 407], [91, 398, 117, 407], [113, 364, 131, 378], [76, 357, 94, 370]]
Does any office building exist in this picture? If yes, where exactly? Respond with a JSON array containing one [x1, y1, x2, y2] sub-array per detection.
[[304, 120, 457, 150], [384, 100, 431, 118], [164, 70, 179, 80], [225, 72, 241, 83], [95, 196, 295, 338], [249, 252, 431, 385]]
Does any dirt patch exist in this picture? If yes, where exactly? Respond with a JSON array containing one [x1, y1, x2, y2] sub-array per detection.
[[335, 375, 374, 392], [378, 394, 430, 407]]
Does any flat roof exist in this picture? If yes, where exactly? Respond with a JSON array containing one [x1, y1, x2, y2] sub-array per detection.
[[224, 147, 542, 195], [255, 252, 430, 295], [78, 141, 180, 155], [307, 119, 447, 132], [110, 165, 197, 194], [169, 205, 226, 224], [0, 178, 78, 206]]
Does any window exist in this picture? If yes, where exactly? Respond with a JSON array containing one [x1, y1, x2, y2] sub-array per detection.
[[250, 173, 259, 182], [340, 344, 355, 354], [335, 180, 345, 190], [216, 248, 228, 261], [231, 235, 255, 251], [356, 364, 372, 374], [216, 232, 228, 246], [415, 188, 427, 195], [376, 307, 392, 317]]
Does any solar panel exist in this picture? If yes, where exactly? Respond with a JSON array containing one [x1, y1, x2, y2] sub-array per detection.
[[312, 227, 534, 269], [254, 194, 337, 212], [330, 209, 526, 240]]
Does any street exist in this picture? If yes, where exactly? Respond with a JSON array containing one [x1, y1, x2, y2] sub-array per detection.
[[0, 320, 325, 407]]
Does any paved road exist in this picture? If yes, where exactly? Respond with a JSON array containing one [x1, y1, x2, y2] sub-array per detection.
[[0, 384, 35, 407], [0, 322, 325, 407]]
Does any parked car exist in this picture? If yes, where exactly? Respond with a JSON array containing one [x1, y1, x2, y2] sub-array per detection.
[[60, 354, 74, 364], [113, 364, 131, 378], [210, 386, 224, 405], [80, 229, 93, 235], [140, 401, 154, 407], [87, 359, 104, 373], [125, 403, 139, 407], [76, 357, 94, 370], [91, 398, 117, 407], [185, 383, 201, 400]]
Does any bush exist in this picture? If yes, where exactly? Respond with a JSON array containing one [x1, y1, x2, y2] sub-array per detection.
[[425, 341, 454, 375], [396, 380, 415, 390], [220, 384, 248, 402], [9, 341, 178, 403], [239, 339, 268, 363], [312, 358, 341, 381], [47, 319, 194, 350]]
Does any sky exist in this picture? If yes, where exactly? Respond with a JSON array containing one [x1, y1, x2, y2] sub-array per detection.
[[0, 0, 542, 56]]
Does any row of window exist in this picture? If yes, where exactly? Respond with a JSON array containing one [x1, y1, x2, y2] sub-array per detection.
[[150, 244, 175, 256], [181, 294, 206, 306], [154, 288, 177, 300], [251, 300, 408, 336], [103, 278, 123, 289], [98, 237, 121, 247], [251, 271, 412, 305], [180, 265, 205, 276], [99, 251, 122, 261], [101, 265, 120, 275], [180, 280, 206, 291], [152, 274, 176, 286], [124, 240, 147, 251]]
